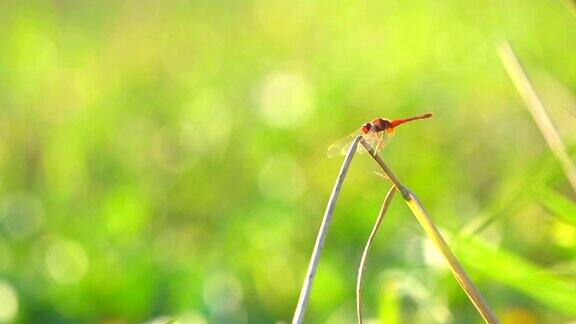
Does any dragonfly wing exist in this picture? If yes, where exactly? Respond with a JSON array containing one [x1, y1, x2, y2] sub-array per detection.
[[358, 131, 382, 155], [327, 127, 395, 158], [327, 130, 362, 158], [374, 132, 388, 155], [374, 128, 397, 154]]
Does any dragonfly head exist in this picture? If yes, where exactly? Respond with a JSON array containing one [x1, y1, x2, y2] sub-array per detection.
[[361, 122, 372, 134]]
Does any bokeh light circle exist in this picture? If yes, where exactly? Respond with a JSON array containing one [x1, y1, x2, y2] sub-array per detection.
[[0, 280, 18, 322], [259, 70, 316, 128], [45, 238, 89, 285]]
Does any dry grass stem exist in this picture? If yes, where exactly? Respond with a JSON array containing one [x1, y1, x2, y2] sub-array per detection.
[[360, 139, 499, 324], [497, 41, 576, 195], [292, 135, 362, 324], [561, 0, 576, 16], [356, 185, 397, 324]]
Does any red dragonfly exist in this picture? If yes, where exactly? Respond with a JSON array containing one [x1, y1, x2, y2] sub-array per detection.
[[327, 113, 433, 157]]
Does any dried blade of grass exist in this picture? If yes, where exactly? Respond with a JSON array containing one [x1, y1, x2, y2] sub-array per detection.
[[356, 185, 397, 324], [292, 135, 362, 324], [497, 41, 576, 195], [360, 140, 499, 324], [561, 0, 576, 16]]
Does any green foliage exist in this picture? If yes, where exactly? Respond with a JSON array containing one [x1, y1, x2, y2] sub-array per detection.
[[538, 187, 576, 225], [0, 0, 575, 323], [459, 236, 576, 317]]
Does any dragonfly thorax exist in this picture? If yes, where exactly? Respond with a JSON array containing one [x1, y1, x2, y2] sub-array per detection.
[[371, 118, 391, 132]]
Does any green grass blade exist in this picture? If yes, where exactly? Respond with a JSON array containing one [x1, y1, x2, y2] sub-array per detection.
[[537, 187, 576, 226], [458, 237, 576, 316]]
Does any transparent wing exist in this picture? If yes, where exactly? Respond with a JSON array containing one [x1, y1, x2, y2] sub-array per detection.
[[379, 128, 396, 153], [372, 128, 396, 155], [358, 131, 384, 155], [327, 129, 363, 158], [360, 132, 386, 154], [327, 127, 397, 158]]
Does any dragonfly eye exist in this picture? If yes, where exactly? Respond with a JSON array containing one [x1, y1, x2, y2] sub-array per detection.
[[361, 122, 372, 134]]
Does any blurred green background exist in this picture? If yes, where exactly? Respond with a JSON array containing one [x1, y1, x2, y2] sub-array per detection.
[[0, 0, 575, 323]]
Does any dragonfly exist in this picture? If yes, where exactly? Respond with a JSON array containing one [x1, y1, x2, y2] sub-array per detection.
[[327, 113, 433, 157]]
